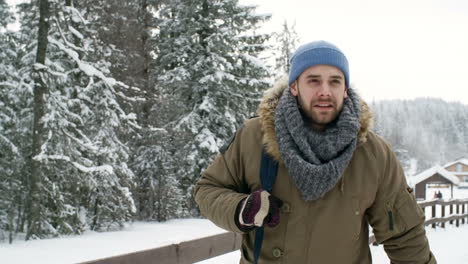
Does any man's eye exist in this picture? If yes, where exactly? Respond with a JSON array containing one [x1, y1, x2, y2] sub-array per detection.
[[308, 79, 319, 83]]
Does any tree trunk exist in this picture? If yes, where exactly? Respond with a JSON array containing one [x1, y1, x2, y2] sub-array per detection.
[[26, 0, 50, 240], [139, 0, 152, 126]]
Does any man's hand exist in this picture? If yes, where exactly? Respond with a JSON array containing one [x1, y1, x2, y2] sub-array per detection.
[[237, 189, 283, 229]]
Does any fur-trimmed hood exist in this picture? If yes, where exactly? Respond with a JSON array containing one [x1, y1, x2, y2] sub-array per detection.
[[257, 76, 373, 162]]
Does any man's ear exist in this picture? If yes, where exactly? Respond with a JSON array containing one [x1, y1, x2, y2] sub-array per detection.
[[344, 87, 348, 98], [290, 81, 298, 96]]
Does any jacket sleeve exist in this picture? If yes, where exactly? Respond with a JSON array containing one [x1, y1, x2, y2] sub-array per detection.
[[366, 139, 437, 264], [193, 126, 250, 233]]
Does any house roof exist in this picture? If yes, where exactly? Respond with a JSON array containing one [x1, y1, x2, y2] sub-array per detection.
[[443, 158, 468, 169], [408, 165, 460, 186]]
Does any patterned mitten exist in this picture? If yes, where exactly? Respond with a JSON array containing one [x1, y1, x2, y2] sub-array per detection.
[[237, 189, 283, 228]]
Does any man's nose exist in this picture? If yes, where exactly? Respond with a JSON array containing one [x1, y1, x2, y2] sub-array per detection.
[[317, 83, 332, 97]]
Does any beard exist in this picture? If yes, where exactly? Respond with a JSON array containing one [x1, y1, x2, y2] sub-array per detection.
[[297, 90, 344, 128]]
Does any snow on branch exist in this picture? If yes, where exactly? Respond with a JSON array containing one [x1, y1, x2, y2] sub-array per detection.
[[196, 128, 219, 153], [105, 78, 145, 103], [52, 17, 86, 54], [0, 81, 19, 89], [72, 161, 114, 175], [62, 129, 98, 153], [48, 37, 118, 88], [63, 6, 88, 25], [240, 53, 268, 70], [148, 126, 167, 133], [0, 134, 19, 155], [34, 63, 68, 79], [115, 90, 145, 103], [68, 25, 84, 40], [34, 154, 114, 175], [224, 90, 261, 102], [173, 111, 198, 132]]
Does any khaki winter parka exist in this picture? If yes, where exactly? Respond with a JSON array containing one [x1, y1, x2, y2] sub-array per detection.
[[194, 78, 436, 264]]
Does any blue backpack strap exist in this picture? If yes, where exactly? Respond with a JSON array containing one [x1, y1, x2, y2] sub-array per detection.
[[253, 148, 279, 264]]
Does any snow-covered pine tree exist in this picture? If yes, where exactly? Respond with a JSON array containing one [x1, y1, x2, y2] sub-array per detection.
[[82, 1, 151, 91], [132, 139, 184, 221], [0, 1, 29, 243], [272, 20, 299, 78], [16, 0, 138, 239], [76, 0, 183, 221], [18, 0, 49, 241], [153, 0, 271, 215], [0, 0, 15, 28], [74, 0, 151, 120], [69, 1, 184, 222]]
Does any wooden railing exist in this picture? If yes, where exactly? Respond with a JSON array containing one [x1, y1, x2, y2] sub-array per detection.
[[80, 199, 468, 264], [418, 199, 468, 228], [80, 232, 242, 264]]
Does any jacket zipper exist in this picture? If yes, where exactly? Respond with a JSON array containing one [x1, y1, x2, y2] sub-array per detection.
[[388, 211, 394, 231], [386, 201, 394, 231]]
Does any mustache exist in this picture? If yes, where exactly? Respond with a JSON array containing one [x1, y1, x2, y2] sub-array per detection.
[[311, 99, 336, 106], [296, 95, 336, 108], [312, 98, 335, 103]]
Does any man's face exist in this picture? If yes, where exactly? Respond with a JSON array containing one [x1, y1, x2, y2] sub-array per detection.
[[290, 64, 348, 131]]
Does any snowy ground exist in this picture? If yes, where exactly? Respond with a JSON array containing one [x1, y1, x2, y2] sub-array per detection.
[[1, 187, 467, 264]]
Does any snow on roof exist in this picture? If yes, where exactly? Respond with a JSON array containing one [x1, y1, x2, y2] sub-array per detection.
[[408, 165, 460, 186], [442, 158, 468, 169]]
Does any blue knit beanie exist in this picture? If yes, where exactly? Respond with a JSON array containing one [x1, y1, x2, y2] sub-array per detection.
[[289, 40, 349, 88]]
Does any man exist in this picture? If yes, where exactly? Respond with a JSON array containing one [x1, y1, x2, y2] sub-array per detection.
[[194, 40, 436, 263]]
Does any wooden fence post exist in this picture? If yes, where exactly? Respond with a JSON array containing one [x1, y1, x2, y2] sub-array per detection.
[[441, 204, 445, 228], [456, 203, 460, 227], [450, 204, 453, 225], [431, 205, 436, 228], [462, 202, 466, 225]]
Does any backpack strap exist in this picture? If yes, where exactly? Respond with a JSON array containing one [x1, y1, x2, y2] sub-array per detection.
[[253, 148, 279, 264]]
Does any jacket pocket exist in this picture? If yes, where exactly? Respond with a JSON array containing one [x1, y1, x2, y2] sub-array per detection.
[[391, 188, 425, 233]]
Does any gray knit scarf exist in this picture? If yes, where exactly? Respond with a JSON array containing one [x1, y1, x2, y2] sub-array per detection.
[[274, 88, 361, 201]]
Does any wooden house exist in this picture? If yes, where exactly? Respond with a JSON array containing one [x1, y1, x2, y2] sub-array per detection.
[[443, 158, 468, 184], [407, 166, 459, 200]]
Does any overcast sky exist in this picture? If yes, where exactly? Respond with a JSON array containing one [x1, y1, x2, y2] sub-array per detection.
[[239, 0, 468, 105], [5, 0, 468, 104]]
